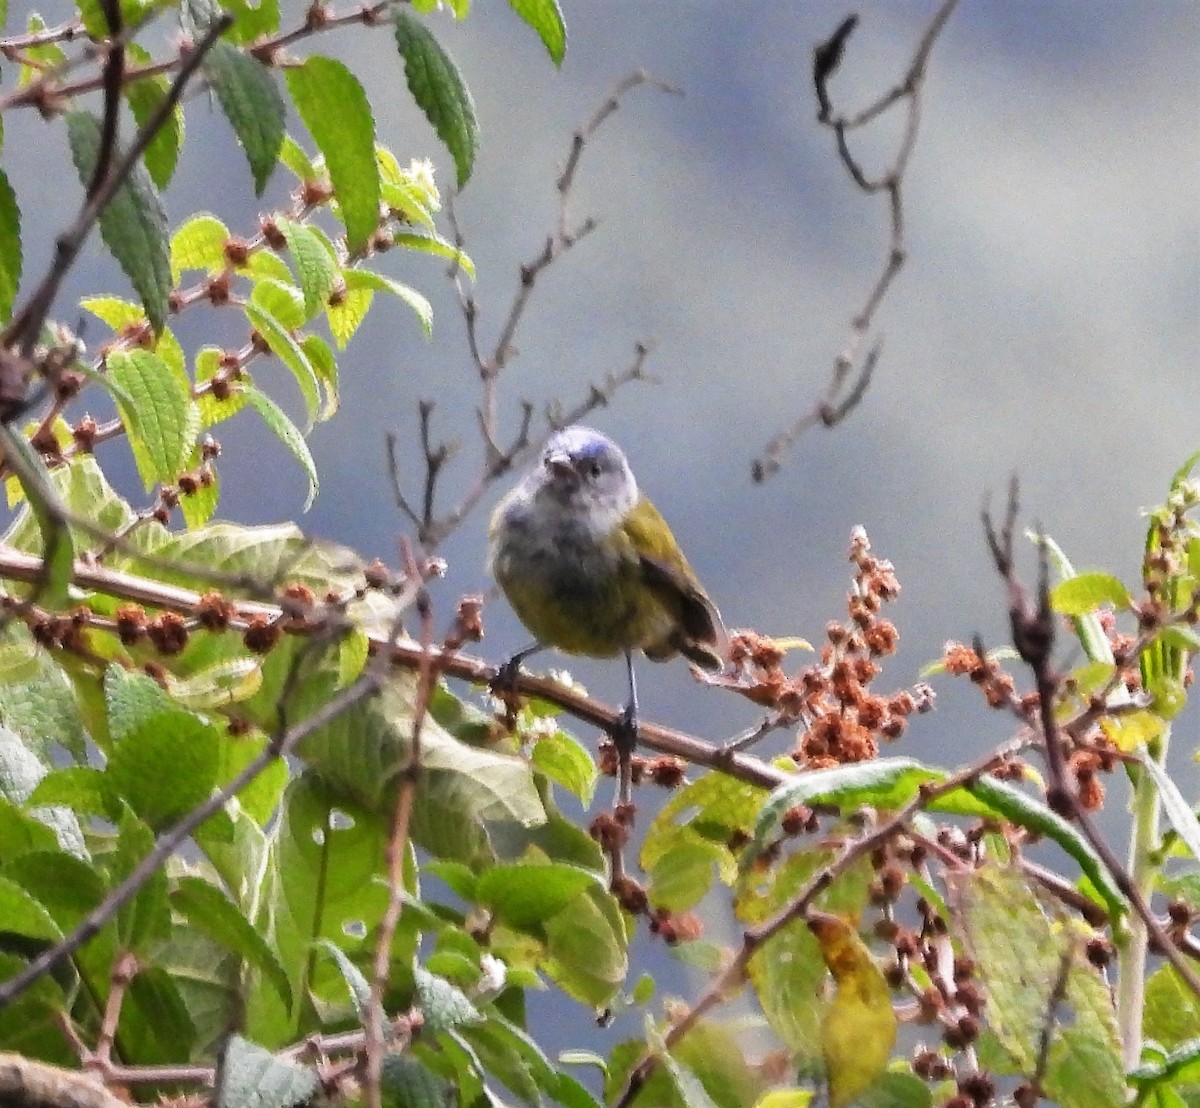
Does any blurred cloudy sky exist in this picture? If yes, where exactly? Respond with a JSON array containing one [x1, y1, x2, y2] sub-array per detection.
[[4, 0, 1198, 1067], [7, 0, 1198, 779]]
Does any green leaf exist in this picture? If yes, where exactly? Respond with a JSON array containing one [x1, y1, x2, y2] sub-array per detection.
[[243, 299, 320, 426], [276, 218, 337, 320], [203, 41, 286, 195], [172, 876, 292, 1008], [107, 349, 198, 490], [278, 135, 318, 180], [285, 57, 380, 252], [326, 285, 372, 348], [0, 655, 88, 761], [344, 267, 432, 334], [475, 862, 602, 932], [1050, 572, 1132, 616], [242, 385, 319, 511], [507, 0, 566, 66], [415, 964, 482, 1032], [542, 885, 627, 1006], [392, 10, 479, 188], [317, 938, 372, 1019], [301, 334, 339, 419], [249, 276, 306, 330], [66, 111, 170, 332], [380, 1054, 457, 1108], [948, 865, 1125, 1108], [393, 229, 474, 278], [0, 873, 61, 942], [171, 213, 230, 282], [169, 658, 262, 710], [530, 729, 597, 804], [647, 840, 722, 912], [1142, 753, 1200, 861], [106, 711, 221, 830], [0, 427, 74, 608], [217, 1034, 318, 1108], [113, 809, 172, 953], [124, 45, 185, 189], [0, 166, 20, 321], [747, 758, 944, 861]]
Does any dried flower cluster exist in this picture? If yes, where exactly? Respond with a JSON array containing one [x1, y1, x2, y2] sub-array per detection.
[[721, 526, 932, 767]]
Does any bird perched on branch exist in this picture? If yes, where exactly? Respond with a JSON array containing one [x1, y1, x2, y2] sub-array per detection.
[[488, 426, 726, 793]]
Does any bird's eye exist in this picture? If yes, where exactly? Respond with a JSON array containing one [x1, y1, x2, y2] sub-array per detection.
[[589, 462, 602, 478]]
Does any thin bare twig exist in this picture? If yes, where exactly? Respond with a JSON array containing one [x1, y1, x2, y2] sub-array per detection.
[[753, 0, 959, 480], [394, 72, 677, 545]]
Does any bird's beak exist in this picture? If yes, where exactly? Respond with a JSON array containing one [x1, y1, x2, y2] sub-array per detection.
[[545, 451, 576, 482]]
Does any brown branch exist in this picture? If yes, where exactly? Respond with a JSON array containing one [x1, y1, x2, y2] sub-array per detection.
[[0, 20, 86, 53], [2, 15, 233, 358], [752, 0, 959, 481], [86, 0, 124, 202], [0, 1053, 129, 1108], [612, 744, 1017, 1107], [0, 544, 790, 795]]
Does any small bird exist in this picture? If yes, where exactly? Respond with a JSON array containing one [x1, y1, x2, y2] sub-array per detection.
[[488, 426, 726, 790]]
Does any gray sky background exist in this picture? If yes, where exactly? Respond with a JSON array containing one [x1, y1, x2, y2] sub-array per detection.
[[4, 0, 1199, 1063]]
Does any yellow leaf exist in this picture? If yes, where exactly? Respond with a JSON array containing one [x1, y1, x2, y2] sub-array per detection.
[[1099, 709, 1166, 752], [755, 1091, 814, 1108], [809, 911, 897, 1108]]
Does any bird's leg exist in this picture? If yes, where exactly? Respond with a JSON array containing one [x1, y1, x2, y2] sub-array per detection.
[[491, 641, 545, 730], [614, 650, 639, 806], [492, 641, 545, 693]]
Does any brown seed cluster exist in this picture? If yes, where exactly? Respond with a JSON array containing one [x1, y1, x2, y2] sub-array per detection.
[[719, 529, 931, 770]]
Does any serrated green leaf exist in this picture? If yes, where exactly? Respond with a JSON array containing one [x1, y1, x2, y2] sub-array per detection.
[[107, 348, 198, 489], [124, 46, 184, 189], [278, 134, 318, 180], [392, 10, 479, 188], [173, 876, 292, 1008], [380, 1054, 456, 1108], [542, 885, 627, 1006], [507, 0, 566, 66], [393, 230, 475, 278], [285, 57, 380, 252], [107, 711, 221, 830], [171, 213, 230, 282], [948, 865, 1124, 1107], [66, 111, 170, 332], [242, 385, 319, 511], [243, 300, 320, 426], [344, 267, 432, 334], [747, 758, 944, 861], [647, 840, 721, 912], [0, 166, 21, 321], [249, 276, 306, 331], [203, 40, 285, 195], [415, 964, 482, 1032], [530, 729, 596, 804], [1050, 572, 1132, 617], [276, 218, 337, 320], [301, 333, 339, 419], [217, 1033, 318, 1108], [326, 285, 372, 348]]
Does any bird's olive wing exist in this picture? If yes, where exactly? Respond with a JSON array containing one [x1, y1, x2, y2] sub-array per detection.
[[639, 552, 725, 651]]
